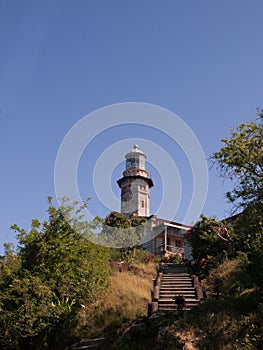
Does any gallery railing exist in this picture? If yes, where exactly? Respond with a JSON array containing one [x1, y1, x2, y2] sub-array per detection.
[[158, 245, 184, 255]]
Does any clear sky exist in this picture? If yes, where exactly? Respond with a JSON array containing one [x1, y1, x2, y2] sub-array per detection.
[[1, 0, 263, 253]]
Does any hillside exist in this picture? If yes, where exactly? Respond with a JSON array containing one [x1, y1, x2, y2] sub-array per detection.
[[67, 257, 262, 350]]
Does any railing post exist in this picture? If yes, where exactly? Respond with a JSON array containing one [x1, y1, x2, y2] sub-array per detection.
[[155, 272, 163, 287], [153, 285, 159, 301], [150, 269, 163, 315], [192, 275, 204, 301], [150, 301, 158, 315], [164, 226, 167, 252], [159, 262, 164, 273], [155, 277, 160, 287]]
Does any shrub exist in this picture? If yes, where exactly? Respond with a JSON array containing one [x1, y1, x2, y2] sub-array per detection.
[[169, 254, 183, 264], [161, 256, 170, 263], [204, 253, 252, 299], [0, 199, 110, 350]]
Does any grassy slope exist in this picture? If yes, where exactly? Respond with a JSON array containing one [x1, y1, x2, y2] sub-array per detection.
[[75, 261, 157, 339], [72, 257, 262, 349]]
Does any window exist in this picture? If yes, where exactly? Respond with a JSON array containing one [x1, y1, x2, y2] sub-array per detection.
[[176, 240, 182, 247], [141, 200, 145, 208], [126, 158, 139, 169]]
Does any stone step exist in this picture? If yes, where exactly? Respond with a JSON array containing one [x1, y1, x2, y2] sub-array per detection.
[[158, 305, 198, 312], [163, 274, 189, 276], [159, 298, 199, 303], [162, 277, 192, 280], [164, 272, 186, 274], [162, 270, 189, 276], [163, 268, 188, 270], [161, 287, 195, 290], [161, 281, 192, 284], [157, 308, 192, 313], [163, 271, 189, 274], [158, 302, 199, 307], [159, 300, 198, 304], [161, 280, 192, 283], [160, 288, 196, 291], [160, 288, 196, 292], [161, 284, 193, 288], [160, 291, 195, 295], [160, 292, 196, 297], [160, 286, 194, 289], [161, 274, 192, 278], [160, 284, 194, 290], [158, 305, 199, 311], [158, 303, 199, 310], [160, 290, 196, 297], [64, 338, 105, 350], [160, 292, 196, 298], [161, 277, 192, 281], [162, 275, 191, 278], [161, 275, 192, 278], [161, 278, 192, 281], [161, 285, 193, 288], [162, 263, 187, 266], [163, 270, 188, 274], [161, 280, 193, 285], [161, 279, 193, 284]]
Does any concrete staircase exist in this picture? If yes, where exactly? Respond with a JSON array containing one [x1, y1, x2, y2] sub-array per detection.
[[157, 263, 201, 313]]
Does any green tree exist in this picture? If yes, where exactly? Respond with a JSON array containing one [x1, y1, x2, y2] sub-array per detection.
[[104, 211, 131, 229], [213, 111, 263, 206], [0, 198, 109, 350], [102, 212, 148, 260], [213, 111, 263, 290]]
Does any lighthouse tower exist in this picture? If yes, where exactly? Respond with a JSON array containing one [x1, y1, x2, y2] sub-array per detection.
[[117, 145, 154, 217]]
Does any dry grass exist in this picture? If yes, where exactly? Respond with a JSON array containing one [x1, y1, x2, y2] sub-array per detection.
[[76, 262, 157, 338], [74, 258, 262, 348]]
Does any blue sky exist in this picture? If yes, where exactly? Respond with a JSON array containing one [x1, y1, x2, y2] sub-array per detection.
[[1, 1, 263, 253]]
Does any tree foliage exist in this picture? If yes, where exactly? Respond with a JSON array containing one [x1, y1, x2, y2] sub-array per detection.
[[213, 110, 263, 290], [0, 198, 109, 350], [236, 203, 263, 289], [187, 215, 235, 272], [101, 212, 148, 260], [101, 212, 147, 249], [213, 111, 263, 206], [104, 211, 131, 228]]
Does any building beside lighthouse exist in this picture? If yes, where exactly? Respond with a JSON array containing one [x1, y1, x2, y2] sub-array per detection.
[[117, 145, 192, 259]]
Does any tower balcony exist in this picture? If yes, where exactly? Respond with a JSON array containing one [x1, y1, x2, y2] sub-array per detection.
[[123, 168, 149, 178]]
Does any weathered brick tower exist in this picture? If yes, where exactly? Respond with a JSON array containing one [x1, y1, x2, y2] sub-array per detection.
[[117, 145, 154, 217]]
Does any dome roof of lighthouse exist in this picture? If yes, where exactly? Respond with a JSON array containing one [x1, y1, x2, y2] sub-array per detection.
[[125, 145, 146, 159]]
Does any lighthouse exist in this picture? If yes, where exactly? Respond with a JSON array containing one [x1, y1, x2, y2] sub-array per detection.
[[117, 145, 154, 217]]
